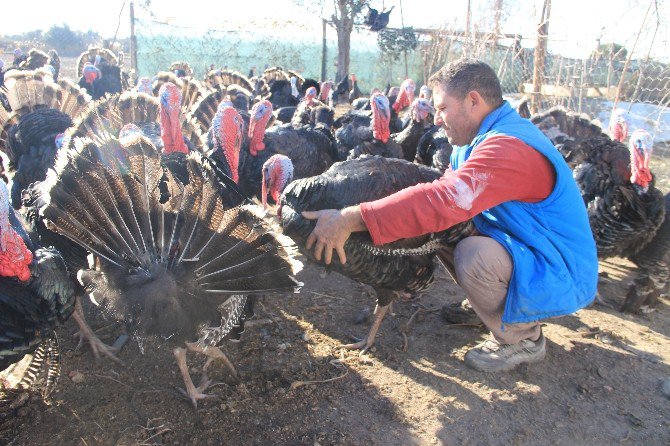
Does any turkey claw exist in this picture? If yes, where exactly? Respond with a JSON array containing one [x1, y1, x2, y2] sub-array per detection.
[[175, 381, 219, 409], [339, 338, 374, 356]]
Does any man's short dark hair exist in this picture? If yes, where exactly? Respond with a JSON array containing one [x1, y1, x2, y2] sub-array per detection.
[[429, 58, 503, 107]]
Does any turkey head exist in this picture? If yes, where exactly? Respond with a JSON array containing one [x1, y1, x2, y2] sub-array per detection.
[[393, 78, 416, 113], [262, 154, 294, 209], [609, 108, 629, 143], [211, 105, 244, 183], [0, 181, 32, 281], [371, 93, 391, 143], [159, 82, 189, 154], [629, 129, 654, 192], [248, 99, 273, 156], [412, 98, 435, 123]]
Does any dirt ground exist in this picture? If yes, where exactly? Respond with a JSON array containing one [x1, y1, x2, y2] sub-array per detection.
[[0, 63, 668, 445], [0, 253, 668, 446]]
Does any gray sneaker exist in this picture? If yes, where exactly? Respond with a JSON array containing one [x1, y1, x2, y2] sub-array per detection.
[[464, 334, 546, 372]]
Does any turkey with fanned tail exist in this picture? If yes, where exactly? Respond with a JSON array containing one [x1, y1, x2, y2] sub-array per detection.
[[278, 155, 475, 353], [0, 68, 92, 209], [37, 130, 302, 407]]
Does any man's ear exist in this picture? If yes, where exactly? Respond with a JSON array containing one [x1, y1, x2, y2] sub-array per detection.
[[467, 90, 482, 109]]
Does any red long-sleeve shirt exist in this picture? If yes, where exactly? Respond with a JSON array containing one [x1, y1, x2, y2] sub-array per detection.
[[360, 135, 556, 245]]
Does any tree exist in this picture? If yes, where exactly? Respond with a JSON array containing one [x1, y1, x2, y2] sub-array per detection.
[[591, 42, 628, 63], [291, 0, 370, 82], [377, 27, 418, 62], [44, 24, 85, 57], [331, 0, 370, 82]]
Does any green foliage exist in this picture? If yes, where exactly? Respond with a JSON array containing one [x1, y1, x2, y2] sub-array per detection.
[[44, 24, 85, 57], [591, 43, 628, 62], [377, 27, 419, 61]]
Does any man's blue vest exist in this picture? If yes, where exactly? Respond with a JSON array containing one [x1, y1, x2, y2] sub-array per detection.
[[450, 101, 598, 324]]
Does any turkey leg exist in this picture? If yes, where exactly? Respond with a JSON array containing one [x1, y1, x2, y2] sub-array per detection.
[[185, 342, 239, 380], [339, 303, 390, 355], [72, 299, 123, 364], [173, 347, 217, 409]]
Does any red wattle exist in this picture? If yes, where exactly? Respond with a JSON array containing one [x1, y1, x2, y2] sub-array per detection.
[[0, 234, 33, 282]]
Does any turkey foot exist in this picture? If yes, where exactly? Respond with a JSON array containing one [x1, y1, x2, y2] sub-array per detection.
[[173, 347, 218, 409], [185, 342, 239, 380], [72, 300, 123, 364], [339, 304, 390, 355]]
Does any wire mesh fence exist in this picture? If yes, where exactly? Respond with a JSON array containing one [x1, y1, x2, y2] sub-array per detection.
[[129, 1, 670, 153], [3, 1, 667, 152]]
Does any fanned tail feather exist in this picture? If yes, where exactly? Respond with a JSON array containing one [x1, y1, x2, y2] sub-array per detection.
[[41, 133, 302, 342]]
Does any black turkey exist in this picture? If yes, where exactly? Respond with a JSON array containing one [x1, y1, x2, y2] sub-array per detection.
[[574, 129, 665, 261], [38, 131, 302, 407], [530, 106, 608, 169], [240, 100, 336, 201], [337, 93, 402, 160], [365, 5, 394, 31], [0, 180, 75, 397], [267, 79, 299, 109], [621, 191, 670, 312], [390, 98, 434, 161], [392, 78, 416, 115], [290, 87, 324, 128], [348, 74, 362, 103], [415, 125, 453, 173], [279, 155, 475, 352]]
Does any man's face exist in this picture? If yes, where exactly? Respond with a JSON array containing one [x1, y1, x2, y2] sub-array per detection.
[[433, 84, 482, 147]]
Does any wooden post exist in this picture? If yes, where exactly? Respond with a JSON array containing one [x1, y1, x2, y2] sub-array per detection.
[[130, 1, 138, 79], [399, 0, 409, 79], [531, 0, 551, 113], [613, 1, 652, 111], [321, 19, 328, 82], [465, 0, 472, 55]]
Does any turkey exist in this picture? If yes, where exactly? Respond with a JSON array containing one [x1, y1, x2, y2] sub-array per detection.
[[18, 49, 59, 80], [267, 79, 299, 108], [515, 96, 531, 119], [608, 108, 630, 143], [365, 5, 394, 31], [330, 75, 350, 106], [0, 180, 75, 397], [622, 191, 670, 312], [77, 63, 101, 98], [67, 85, 206, 159], [205, 69, 255, 94], [290, 87, 323, 128], [392, 78, 416, 115], [530, 106, 610, 169], [21, 88, 243, 364], [418, 85, 431, 100], [415, 125, 453, 173], [240, 100, 336, 201], [37, 130, 302, 407], [319, 80, 333, 105], [574, 129, 664, 261], [0, 69, 92, 209], [279, 155, 475, 352], [75, 47, 118, 79], [151, 71, 205, 114], [168, 61, 194, 78], [348, 74, 362, 103], [390, 98, 434, 161], [337, 93, 403, 160]]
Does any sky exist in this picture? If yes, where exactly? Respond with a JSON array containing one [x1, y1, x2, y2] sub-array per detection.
[[3, 0, 668, 61]]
